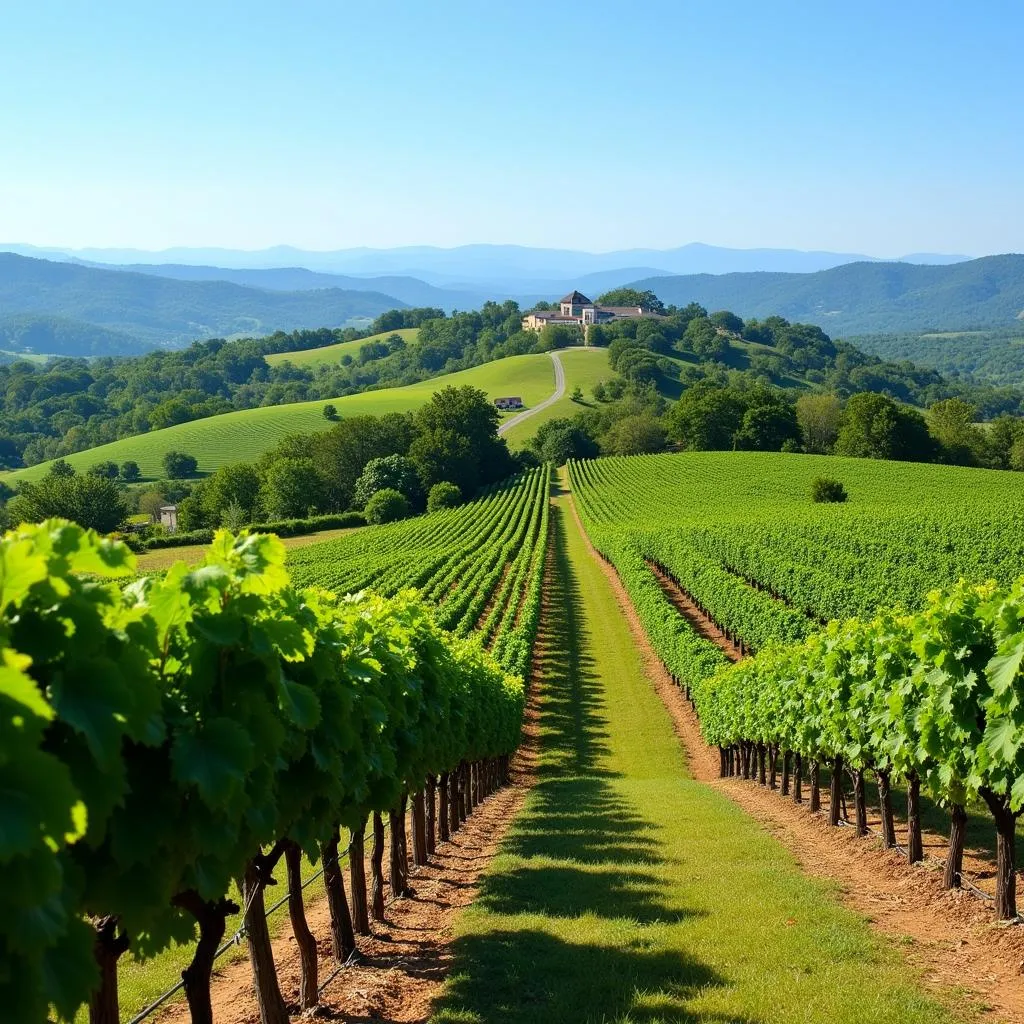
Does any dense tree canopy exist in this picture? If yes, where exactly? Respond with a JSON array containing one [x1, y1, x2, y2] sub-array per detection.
[[595, 288, 666, 314], [353, 454, 422, 509], [834, 393, 936, 462], [6, 470, 128, 532]]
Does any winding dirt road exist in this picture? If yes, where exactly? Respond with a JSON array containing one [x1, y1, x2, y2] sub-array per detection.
[[497, 350, 567, 436]]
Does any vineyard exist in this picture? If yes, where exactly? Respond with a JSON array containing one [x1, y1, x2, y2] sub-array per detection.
[[2, 468, 548, 1023], [569, 451, 1024, 921], [12, 447, 1024, 1023]]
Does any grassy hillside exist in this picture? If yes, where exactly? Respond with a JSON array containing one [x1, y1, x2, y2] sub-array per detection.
[[0, 253, 406, 354], [3, 353, 569, 483], [264, 327, 419, 368], [630, 254, 1024, 334], [502, 348, 611, 445]]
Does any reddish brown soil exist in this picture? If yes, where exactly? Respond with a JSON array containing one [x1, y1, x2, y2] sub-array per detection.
[[475, 561, 513, 635], [646, 560, 744, 660], [565, 486, 1024, 1024]]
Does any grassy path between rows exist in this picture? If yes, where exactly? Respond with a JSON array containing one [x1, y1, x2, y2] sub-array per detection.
[[429, 486, 966, 1024]]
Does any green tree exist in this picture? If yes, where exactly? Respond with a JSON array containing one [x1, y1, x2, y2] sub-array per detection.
[[709, 310, 744, 334], [796, 393, 843, 454], [259, 457, 326, 519], [1010, 436, 1024, 472], [733, 399, 801, 451], [119, 460, 141, 482], [928, 397, 984, 465], [323, 403, 338, 420], [409, 428, 475, 492], [615, 347, 661, 384], [162, 450, 198, 479], [531, 418, 599, 466], [602, 413, 667, 455], [595, 288, 665, 314], [665, 383, 745, 450], [684, 317, 729, 360], [192, 462, 262, 527], [834, 393, 936, 462], [353, 455, 421, 509], [314, 412, 416, 510], [88, 460, 119, 479], [426, 481, 461, 512], [811, 477, 848, 503], [413, 386, 513, 490], [50, 458, 76, 478], [538, 323, 582, 351], [364, 487, 410, 524], [7, 473, 128, 532]]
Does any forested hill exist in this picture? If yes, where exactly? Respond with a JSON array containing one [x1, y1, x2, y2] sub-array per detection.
[[82, 261, 486, 312], [629, 254, 1024, 334], [0, 253, 405, 355]]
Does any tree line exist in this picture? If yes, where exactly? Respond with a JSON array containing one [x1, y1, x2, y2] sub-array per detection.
[[527, 304, 1024, 471], [0, 386, 522, 536], [4, 290, 1022, 477]]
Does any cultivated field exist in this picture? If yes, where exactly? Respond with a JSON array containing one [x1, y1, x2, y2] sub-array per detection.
[[18, 451, 1024, 1024]]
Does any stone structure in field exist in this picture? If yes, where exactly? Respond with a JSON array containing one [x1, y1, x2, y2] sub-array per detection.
[[158, 504, 178, 532]]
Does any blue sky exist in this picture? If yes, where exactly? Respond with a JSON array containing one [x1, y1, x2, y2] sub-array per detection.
[[2, 0, 1021, 254]]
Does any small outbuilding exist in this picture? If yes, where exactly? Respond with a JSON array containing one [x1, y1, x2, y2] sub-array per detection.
[[158, 504, 179, 533], [494, 397, 524, 411]]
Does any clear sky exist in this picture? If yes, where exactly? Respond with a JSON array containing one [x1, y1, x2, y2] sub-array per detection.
[[2, 0, 1021, 255]]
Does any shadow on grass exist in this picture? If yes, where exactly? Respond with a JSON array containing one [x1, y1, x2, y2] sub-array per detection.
[[430, 503, 755, 1023], [430, 929, 753, 1024]]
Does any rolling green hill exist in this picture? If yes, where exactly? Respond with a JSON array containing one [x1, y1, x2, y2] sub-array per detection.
[[501, 348, 613, 445], [0, 253, 406, 354], [630, 254, 1024, 334], [264, 328, 419, 368], [3, 350, 610, 483]]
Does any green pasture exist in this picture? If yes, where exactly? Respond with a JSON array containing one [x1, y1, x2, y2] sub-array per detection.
[[4, 353, 560, 483], [264, 327, 419, 368], [502, 348, 612, 447]]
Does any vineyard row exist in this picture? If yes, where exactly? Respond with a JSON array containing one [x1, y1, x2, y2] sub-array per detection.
[[568, 458, 1024, 923], [2, 507, 539, 1024]]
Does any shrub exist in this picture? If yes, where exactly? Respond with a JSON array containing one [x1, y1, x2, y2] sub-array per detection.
[[427, 481, 461, 512], [323, 403, 338, 420], [364, 487, 410, 525], [570, 385, 584, 403], [138, 510, 367, 550], [88, 460, 120, 479], [163, 450, 198, 479], [811, 477, 848, 503], [7, 473, 128, 532]]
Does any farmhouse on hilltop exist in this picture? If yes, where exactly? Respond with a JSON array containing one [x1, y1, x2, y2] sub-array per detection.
[[521, 290, 663, 333]]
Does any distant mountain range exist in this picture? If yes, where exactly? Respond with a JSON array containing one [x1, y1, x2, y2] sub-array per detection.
[[0, 246, 1020, 361], [3, 241, 968, 286], [0, 254, 405, 355], [629, 255, 1024, 334]]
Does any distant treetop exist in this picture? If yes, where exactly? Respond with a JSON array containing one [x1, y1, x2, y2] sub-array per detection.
[[596, 288, 665, 314]]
